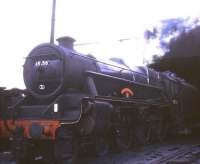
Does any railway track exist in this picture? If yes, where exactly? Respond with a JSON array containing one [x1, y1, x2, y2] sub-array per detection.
[[149, 144, 200, 164], [79, 136, 200, 164], [0, 136, 200, 164]]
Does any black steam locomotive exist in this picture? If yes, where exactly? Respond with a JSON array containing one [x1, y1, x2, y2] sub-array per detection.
[[0, 36, 200, 163]]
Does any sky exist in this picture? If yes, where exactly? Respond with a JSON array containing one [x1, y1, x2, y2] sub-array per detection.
[[0, 0, 200, 88]]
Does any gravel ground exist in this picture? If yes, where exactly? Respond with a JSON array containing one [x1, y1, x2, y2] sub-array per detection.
[[78, 136, 200, 164], [1, 136, 200, 164]]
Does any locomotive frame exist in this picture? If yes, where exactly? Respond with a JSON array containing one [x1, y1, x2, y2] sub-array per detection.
[[0, 37, 199, 164]]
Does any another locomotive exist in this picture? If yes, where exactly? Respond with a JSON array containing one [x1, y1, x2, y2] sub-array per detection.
[[0, 36, 200, 163]]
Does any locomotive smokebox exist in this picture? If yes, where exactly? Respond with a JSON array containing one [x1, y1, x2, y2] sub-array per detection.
[[23, 40, 98, 99], [56, 36, 76, 50]]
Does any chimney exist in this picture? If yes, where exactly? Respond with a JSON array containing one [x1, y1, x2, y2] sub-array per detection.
[[56, 36, 76, 50]]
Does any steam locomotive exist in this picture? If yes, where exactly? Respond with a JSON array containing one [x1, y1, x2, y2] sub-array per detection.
[[0, 36, 200, 164]]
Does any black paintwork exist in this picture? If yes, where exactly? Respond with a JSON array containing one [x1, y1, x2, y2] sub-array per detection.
[[21, 42, 200, 124]]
